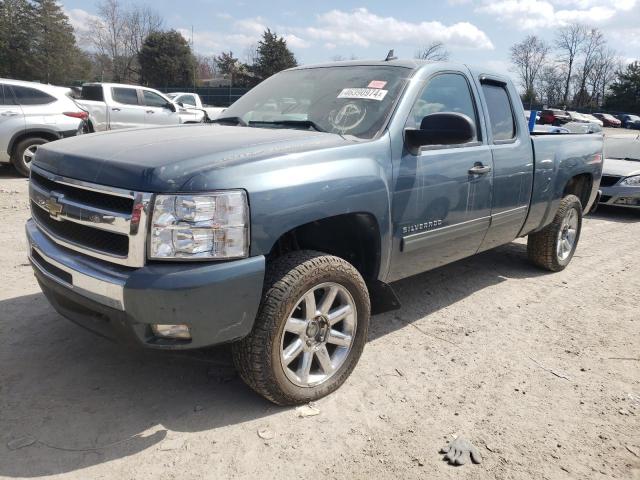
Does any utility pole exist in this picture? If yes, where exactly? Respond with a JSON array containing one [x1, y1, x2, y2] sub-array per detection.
[[192, 25, 196, 90]]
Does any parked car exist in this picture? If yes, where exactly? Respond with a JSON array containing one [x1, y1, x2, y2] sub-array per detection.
[[77, 83, 205, 132], [166, 92, 226, 121], [599, 136, 640, 208], [0, 78, 86, 176], [539, 108, 571, 125], [593, 112, 621, 128], [616, 114, 640, 130], [26, 60, 603, 405], [580, 113, 603, 127]]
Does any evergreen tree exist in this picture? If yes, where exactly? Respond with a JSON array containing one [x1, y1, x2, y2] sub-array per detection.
[[253, 29, 297, 81], [138, 30, 195, 87], [214, 51, 254, 87], [0, 0, 34, 79], [606, 62, 640, 114], [32, 0, 88, 84], [0, 0, 88, 84]]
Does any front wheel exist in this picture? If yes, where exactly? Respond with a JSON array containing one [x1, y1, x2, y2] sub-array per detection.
[[527, 194, 583, 272], [232, 251, 370, 405]]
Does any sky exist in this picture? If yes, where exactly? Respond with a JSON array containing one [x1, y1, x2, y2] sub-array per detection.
[[61, 0, 640, 80]]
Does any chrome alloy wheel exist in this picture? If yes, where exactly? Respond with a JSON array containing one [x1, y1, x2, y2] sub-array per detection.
[[279, 282, 357, 387], [557, 207, 578, 261], [23, 144, 39, 168]]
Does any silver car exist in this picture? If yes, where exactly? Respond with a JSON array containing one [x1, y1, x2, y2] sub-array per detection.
[[599, 136, 640, 208], [0, 78, 86, 176]]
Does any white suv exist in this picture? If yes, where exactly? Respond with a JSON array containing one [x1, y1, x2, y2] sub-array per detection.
[[0, 79, 87, 176]]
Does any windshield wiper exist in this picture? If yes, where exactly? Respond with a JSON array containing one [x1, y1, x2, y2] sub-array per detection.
[[249, 120, 327, 133], [211, 116, 248, 126]]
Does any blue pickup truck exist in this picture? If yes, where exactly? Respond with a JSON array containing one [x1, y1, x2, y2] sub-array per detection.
[[26, 60, 603, 405]]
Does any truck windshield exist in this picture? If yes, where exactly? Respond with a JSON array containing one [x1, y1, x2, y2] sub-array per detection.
[[219, 66, 411, 139]]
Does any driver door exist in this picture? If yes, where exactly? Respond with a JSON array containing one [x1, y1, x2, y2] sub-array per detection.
[[388, 72, 493, 281], [142, 90, 180, 126]]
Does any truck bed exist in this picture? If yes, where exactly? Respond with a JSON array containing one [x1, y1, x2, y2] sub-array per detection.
[[521, 133, 603, 234]]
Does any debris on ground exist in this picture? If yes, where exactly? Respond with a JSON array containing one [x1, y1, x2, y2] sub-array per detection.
[[257, 427, 275, 440], [440, 436, 482, 466], [295, 404, 320, 418]]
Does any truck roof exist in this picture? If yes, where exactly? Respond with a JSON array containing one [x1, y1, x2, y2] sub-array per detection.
[[288, 59, 506, 81]]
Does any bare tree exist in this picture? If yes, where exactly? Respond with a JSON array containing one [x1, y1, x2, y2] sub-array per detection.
[[87, 0, 162, 82], [555, 24, 587, 105], [536, 64, 565, 106], [87, 0, 127, 81], [415, 41, 450, 61], [195, 54, 217, 80], [510, 35, 550, 104], [573, 28, 605, 107], [244, 43, 259, 66]]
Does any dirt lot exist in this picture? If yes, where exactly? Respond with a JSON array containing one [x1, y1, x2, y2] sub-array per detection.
[[0, 164, 638, 480]]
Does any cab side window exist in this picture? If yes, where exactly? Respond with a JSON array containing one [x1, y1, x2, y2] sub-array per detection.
[[409, 73, 479, 142], [177, 94, 196, 107], [481, 83, 516, 142], [112, 87, 139, 105], [143, 90, 169, 108]]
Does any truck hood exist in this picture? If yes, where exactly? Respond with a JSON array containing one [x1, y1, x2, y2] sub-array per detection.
[[603, 158, 640, 177], [33, 124, 351, 192]]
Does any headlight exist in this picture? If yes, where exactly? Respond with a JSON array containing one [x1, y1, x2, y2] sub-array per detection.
[[149, 191, 249, 259], [620, 175, 640, 187]]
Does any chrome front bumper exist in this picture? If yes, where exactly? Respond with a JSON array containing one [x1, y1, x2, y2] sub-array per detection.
[[27, 219, 127, 310], [26, 217, 266, 349]]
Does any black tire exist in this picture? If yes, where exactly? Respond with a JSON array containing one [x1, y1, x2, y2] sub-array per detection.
[[12, 137, 48, 177], [232, 250, 370, 405], [527, 194, 583, 272]]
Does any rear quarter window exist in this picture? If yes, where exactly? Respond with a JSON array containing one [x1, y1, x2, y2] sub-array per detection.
[[481, 83, 516, 142], [11, 85, 56, 105]]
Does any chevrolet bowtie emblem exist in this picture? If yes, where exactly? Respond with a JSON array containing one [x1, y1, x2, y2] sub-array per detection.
[[46, 195, 64, 218]]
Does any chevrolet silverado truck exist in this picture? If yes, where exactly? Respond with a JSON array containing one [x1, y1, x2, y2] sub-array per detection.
[[26, 60, 603, 405], [78, 83, 205, 132]]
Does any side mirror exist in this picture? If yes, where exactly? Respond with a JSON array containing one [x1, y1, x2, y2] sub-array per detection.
[[166, 102, 177, 112], [177, 101, 184, 107], [405, 112, 475, 154]]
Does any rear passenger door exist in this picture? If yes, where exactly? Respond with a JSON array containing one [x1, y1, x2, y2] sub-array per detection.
[[389, 71, 494, 281], [477, 77, 534, 252], [0, 84, 25, 163], [109, 87, 146, 129], [10, 85, 57, 131], [142, 90, 180, 126]]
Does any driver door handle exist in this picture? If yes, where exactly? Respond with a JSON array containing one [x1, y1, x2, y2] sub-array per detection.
[[468, 163, 491, 175], [1, 111, 19, 116], [112, 107, 121, 111], [146, 110, 155, 114]]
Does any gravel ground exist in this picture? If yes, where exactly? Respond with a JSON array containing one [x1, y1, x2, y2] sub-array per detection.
[[0, 164, 638, 480]]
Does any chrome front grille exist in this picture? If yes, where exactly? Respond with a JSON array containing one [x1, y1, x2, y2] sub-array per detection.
[[29, 165, 153, 267]]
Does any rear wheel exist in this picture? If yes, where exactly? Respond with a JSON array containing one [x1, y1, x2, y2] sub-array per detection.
[[527, 194, 582, 272], [232, 250, 370, 405], [12, 137, 48, 177]]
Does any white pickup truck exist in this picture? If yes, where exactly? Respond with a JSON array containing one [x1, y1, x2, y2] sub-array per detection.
[[166, 92, 226, 121], [77, 83, 206, 132]]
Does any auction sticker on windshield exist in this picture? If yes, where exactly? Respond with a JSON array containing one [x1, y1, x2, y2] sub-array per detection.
[[338, 88, 388, 101]]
